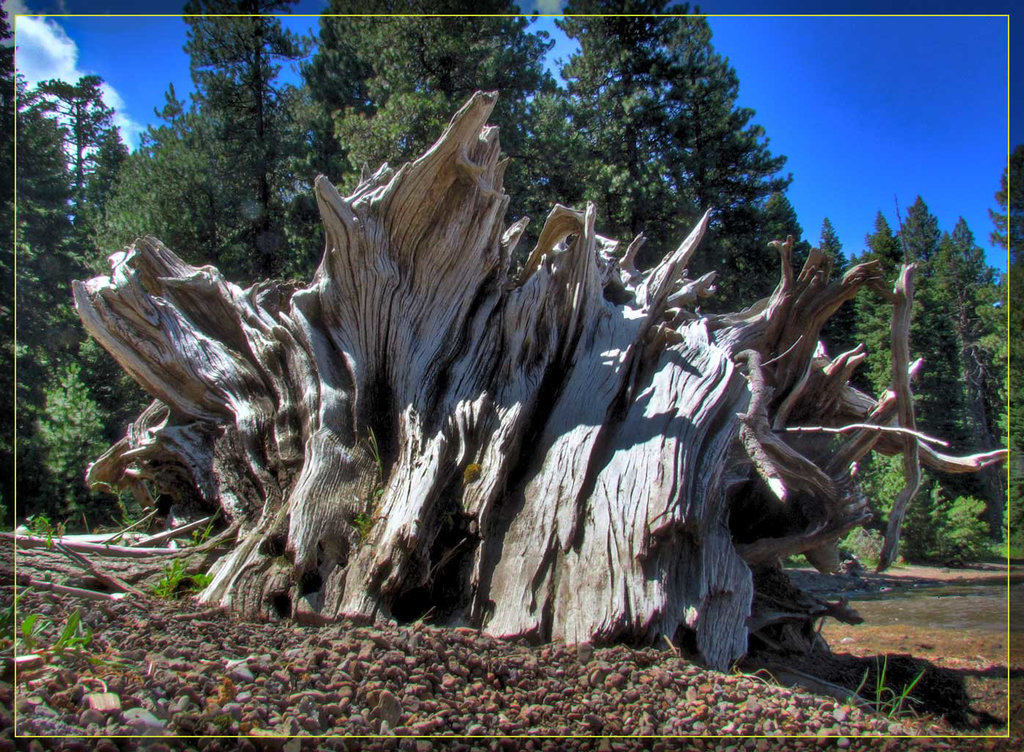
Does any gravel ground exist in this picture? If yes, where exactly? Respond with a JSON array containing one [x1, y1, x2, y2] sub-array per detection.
[[4, 577, 1019, 752]]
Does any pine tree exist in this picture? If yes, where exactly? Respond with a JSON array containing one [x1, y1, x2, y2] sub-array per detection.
[[101, 85, 225, 265], [183, 0, 308, 281], [851, 201, 1006, 543], [84, 127, 129, 232], [851, 212, 904, 394], [310, 0, 555, 237], [1, 9, 15, 524], [993, 146, 1023, 546], [899, 196, 940, 267], [15, 69, 137, 526], [759, 192, 811, 270], [991, 145, 1023, 260], [818, 217, 857, 357], [901, 204, 1005, 537], [913, 230, 969, 446], [900, 199, 962, 449], [14, 76, 84, 522], [818, 217, 845, 271], [37, 363, 108, 523], [932, 220, 1006, 534], [557, 1, 790, 307], [14, 80, 80, 373], [940, 219, 1001, 442], [35, 76, 120, 230]]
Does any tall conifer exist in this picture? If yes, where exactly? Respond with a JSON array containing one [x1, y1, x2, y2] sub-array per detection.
[[183, 0, 307, 280], [558, 0, 790, 307]]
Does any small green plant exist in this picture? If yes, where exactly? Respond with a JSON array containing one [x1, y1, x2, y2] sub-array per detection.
[[18, 613, 44, 653], [351, 428, 387, 546], [188, 573, 214, 592], [353, 512, 375, 543], [51, 609, 92, 653], [153, 559, 189, 598], [190, 514, 218, 546], [24, 514, 65, 547], [153, 560, 212, 598], [853, 655, 926, 718], [152, 563, 213, 594], [17, 608, 92, 657]]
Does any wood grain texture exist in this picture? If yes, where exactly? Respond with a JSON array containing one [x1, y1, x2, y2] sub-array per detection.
[[69, 92, 1005, 669]]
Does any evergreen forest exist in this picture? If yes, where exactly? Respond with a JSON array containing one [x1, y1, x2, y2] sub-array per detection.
[[3, 1, 1017, 567]]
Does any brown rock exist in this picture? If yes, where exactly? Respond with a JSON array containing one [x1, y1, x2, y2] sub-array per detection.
[[369, 688, 403, 732], [84, 692, 121, 713]]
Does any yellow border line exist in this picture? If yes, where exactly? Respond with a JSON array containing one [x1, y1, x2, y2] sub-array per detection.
[[8, 8, 1011, 745], [12, 10, 19, 725]]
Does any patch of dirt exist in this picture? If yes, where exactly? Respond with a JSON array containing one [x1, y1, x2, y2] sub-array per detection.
[[820, 617, 1023, 734], [744, 561, 1022, 736]]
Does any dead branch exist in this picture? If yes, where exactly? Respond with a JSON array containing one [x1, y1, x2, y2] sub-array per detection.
[[878, 265, 921, 571]]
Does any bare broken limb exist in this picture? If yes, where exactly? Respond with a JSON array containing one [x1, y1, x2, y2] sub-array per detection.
[[780, 424, 950, 448]]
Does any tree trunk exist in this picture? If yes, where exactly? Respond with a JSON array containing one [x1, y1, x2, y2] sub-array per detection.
[[69, 92, 1005, 670]]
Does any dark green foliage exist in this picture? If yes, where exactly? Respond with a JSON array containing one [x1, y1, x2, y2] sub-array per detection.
[[993, 146, 1022, 547], [100, 86, 225, 265], [818, 218, 857, 357], [83, 128, 129, 239], [899, 196, 940, 268], [991, 146, 1023, 262], [36, 363, 109, 522], [936, 494, 992, 564], [183, 0, 309, 281], [758, 192, 811, 271], [913, 235, 969, 447], [848, 197, 1005, 548], [33, 75, 128, 264], [104, 4, 312, 282], [557, 1, 790, 305], [15, 64, 140, 527], [307, 0, 555, 261], [15, 78, 82, 524], [35, 75, 119, 222], [1, 9, 15, 525], [857, 455, 989, 565], [919, 219, 1004, 534], [851, 212, 903, 394]]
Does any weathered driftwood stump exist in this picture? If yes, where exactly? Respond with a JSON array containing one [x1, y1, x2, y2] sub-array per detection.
[[71, 93, 1004, 670]]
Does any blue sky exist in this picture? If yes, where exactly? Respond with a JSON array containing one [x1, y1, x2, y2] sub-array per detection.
[[5, 0, 1012, 272]]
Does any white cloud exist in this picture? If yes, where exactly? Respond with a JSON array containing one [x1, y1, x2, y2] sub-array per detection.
[[11, 15, 78, 84], [100, 79, 145, 149], [7, 1, 145, 149], [524, 0, 565, 13]]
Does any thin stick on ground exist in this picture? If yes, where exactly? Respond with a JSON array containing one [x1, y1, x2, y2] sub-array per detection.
[[53, 542, 148, 598]]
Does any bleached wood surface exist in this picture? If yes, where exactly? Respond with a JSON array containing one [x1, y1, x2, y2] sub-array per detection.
[[68, 92, 1005, 669]]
